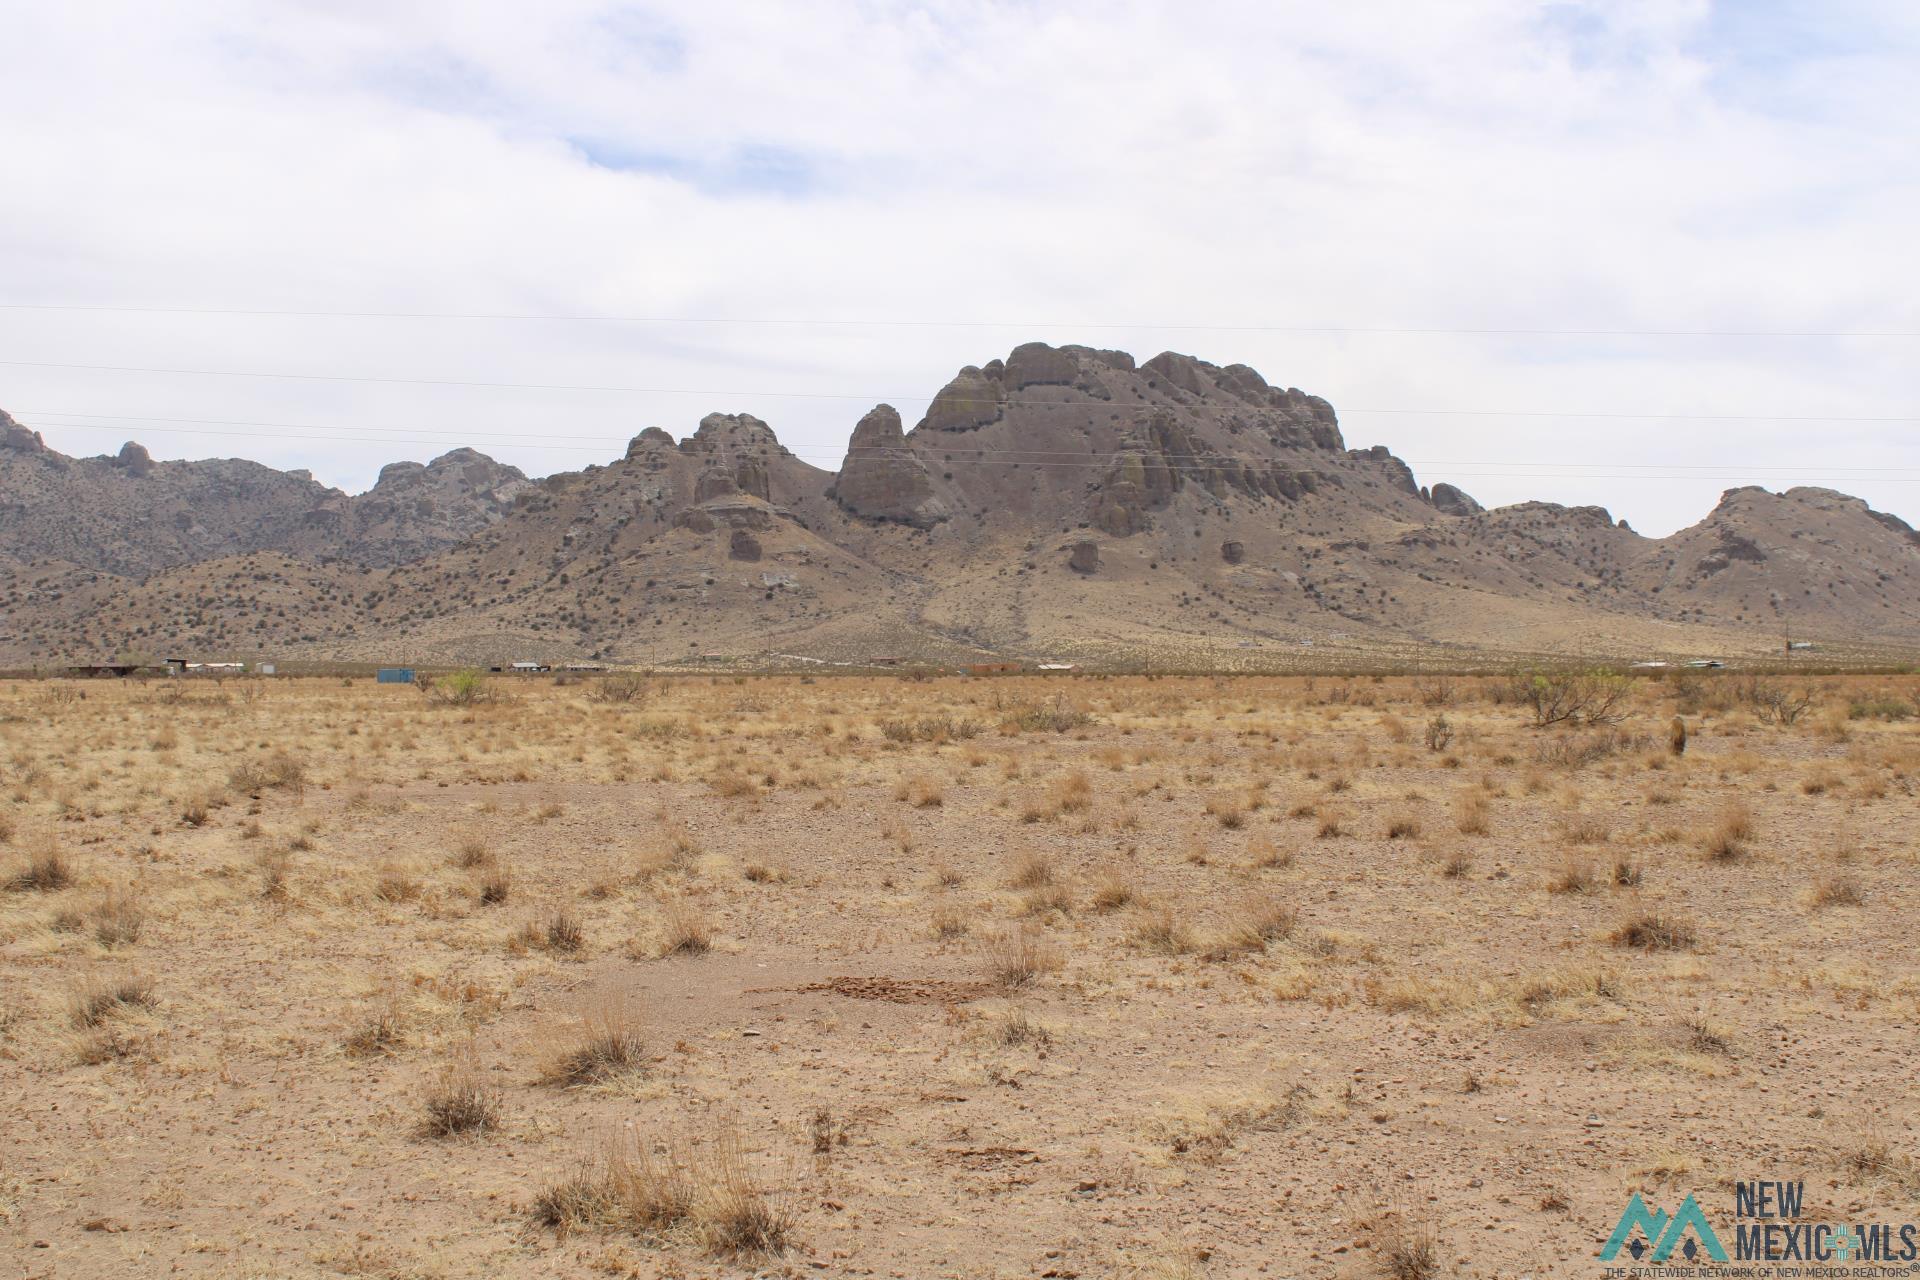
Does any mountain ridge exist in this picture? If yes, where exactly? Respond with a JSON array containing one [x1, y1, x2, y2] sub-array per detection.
[[3, 343, 1916, 667]]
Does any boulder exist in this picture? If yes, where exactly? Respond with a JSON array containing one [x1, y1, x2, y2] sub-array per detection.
[[1221, 540, 1246, 565], [1429, 482, 1483, 516], [113, 441, 155, 477], [1068, 540, 1100, 574], [729, 530, 763, 561]]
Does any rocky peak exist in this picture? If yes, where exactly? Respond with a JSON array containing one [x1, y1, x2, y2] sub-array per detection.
[[113, 441, 155, 476], [0, 409, 49, 455], [831, 404, 947, 527]]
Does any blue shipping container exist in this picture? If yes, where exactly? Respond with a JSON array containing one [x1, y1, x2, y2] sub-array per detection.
[[376, 668, 415, 684]]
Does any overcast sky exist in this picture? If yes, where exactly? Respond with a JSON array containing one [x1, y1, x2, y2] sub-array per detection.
[[1, 1, 1915, 536]]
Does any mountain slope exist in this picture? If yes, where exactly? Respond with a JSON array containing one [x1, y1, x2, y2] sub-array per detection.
[[0, 411, 527, 575]]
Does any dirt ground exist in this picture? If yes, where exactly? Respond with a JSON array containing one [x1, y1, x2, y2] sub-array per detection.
[[1, 671, 1916, 1279]]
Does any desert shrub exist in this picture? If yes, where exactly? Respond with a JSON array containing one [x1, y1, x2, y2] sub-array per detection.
[[1423, 714, 1454, 752], [422, 669, 495, 707], [1509, 667, 1631, 727], [1742, 677, 1815, 726], [1848, 695, 1914, 722], [227, 751, 307, 796], [999, 698, 1094, 734], [879, 714, 982, 743], [585, 673, 650, 704]]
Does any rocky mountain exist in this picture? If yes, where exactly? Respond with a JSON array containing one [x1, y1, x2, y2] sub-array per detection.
[[0, 410, 526, 576], [2, 345, 1916, 668]]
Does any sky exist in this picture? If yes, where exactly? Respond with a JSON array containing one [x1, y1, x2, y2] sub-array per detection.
[[1, 0, 1916, 537]]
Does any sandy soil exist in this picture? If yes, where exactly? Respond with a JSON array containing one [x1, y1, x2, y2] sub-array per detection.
[[1, 672, 1916, 1279]]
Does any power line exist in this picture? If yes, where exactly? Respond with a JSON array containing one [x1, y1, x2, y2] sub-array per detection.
[[1, 302, 1913, 338], [4, 361, 1915, 422]]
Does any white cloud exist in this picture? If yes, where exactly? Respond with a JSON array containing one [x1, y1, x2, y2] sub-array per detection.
[[0, 0, 1914, 534]]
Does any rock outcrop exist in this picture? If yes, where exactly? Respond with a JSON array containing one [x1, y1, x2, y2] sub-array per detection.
[[830, 404, 948, 527], [1430, 482, 1483, 516]]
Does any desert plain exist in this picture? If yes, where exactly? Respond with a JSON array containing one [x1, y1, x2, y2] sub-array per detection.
[[1, 668, 1917, 1279]]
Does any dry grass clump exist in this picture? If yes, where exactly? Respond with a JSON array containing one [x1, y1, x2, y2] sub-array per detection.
[[1454, 790, 1491, 835], [88, 884, 145, 948], [1549, 859, 1598, 895], [478, 864, 513, 905], [1611, 912, 1697, 952], [1378, 1217, 1441, 1280], [1314, 809, 1347, 839], [979, 926, 1062, 988], [344, 995, 407, 1058], [1090, 868, 1140, 912], [1147, 1086, 1308, 1161], [533, 1124, 791, 1257], [228, 751, 307, 796], [1203, 894, 1296, 959], [374, 867, 422, 903], [658, 900, 713, 956], [1809, 876, 1863, 909], [67, 973, 157, 1027], [544, 909, 587, 953], [994, 1005, 1053, 1048], [894, 775, 945, 808], [1438, 850, 1473, 879], [1128, 905, 1195, 955], [1246, 835, 1293, 869], [7, 843, 73, 893], [929, 904, 971, 939], [421, 1060, 503, 1138], [1701, 801, 1755, 861], [1560, 814, 1610, 845], [1205, 793, 1247, 830], [453, 832, 494, 869], [1007, 850, 1056, 889], [546, 997, 647, 1086]]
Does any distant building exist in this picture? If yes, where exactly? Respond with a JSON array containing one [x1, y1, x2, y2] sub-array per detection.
[[967, 662, 1022, 676]]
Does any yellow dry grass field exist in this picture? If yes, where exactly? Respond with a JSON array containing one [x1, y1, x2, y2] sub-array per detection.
[[2, 670, 1917, 1278]]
